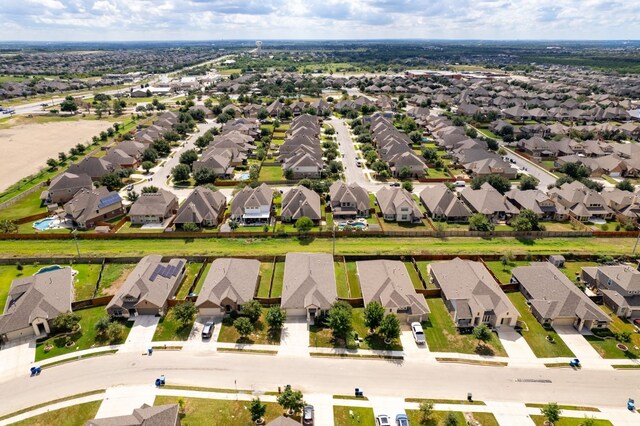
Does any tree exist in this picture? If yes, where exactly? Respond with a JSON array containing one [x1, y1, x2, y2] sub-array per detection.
[[152, 139, 171, 157], [241, 300, 263, 323], [265, 306, 287, 330], [95, 316, 111, 336], [473, 324, 492, 344], [46, 158, 58, 170], [471, 175, 512, 194], [0, 219, 18, 234], [52, 312, 80, 333], [379, 313, 401, 342], [511, 208, 541, 232], [58, 152, 68, 163], [398, 166, 413, 180], [60, 95, 77, 113], [193, 168, 216, 185], [179, 149, 199, 167], [182, 222, 199, 232], [326, 301, 353, 341], [126, 190, 139, 203], [617, 179, 635, 192], [540, 403, 562, 425], [173, 301, 197, 327], [257, 108, 268, 120], [402, 181, 414, 192], [112, 99, 123, 115], [141, 161, 155, 174], [234, 316, 254, 338], [295, 216, 314, 233], [469, 213, 494, 232], [443, 411, 459, 426], [500, 251, 513, 271], [100, 173, 123, 191], [142, 148, 158, 163], [277, 386, 305, 414], [249, 398, 267, 423], [559, 162, 590, 180], [519, 175, 539, 190], [363, 301, 385, 332], [465, 127, 478, 139], [172, 164, 191, 182], [105, 321, 126, 343], [418, 401, 434, 426], [141, 186, 159, 194]]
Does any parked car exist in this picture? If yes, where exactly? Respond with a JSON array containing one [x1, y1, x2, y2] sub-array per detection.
[[201, 320, 214, 339], [411, 322, 425, 344], [396, 414, 410, 426], [303, 405, 314, 425], [390, 182, 401, 187], [633, 319, 640, 327], [376, 415, 391, 426], [454, 180, 465, 187], [126, 185, 134, 191]]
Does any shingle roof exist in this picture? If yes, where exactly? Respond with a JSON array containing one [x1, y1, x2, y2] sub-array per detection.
[[281, 253, 337, 311], [195, 258, 259, 309], [85, 403, 179, 426]]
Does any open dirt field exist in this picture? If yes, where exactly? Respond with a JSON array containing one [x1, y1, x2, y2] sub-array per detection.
[[0, 119, 111, 192]]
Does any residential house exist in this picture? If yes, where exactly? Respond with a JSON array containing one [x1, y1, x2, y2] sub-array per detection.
[[43, 172, 93, 204], [429, 258, 518, 329], [0, 268, 73, 342], [419, 184, 472, 222], [281, 252, 337, 323], [581, 265, 640, 319], [357, 260, 430, 322], [460, 183, 519, 222], [106, 255, 187, 318], [548, 181, 613, 222], [128, 189, 178, 225], [64, 187, 125, 229], [511, 262, 611, 330], [230, 183, 273, 225], [505, 189, 561, 220], [85, 404, 180, 426], [195, 258, 260, 316], [67, 157, 115, 181], [281, 186, 321, 223], [328, 181, 370, 219], [376, 187, 423, 222], [174, 186, 227, 228]]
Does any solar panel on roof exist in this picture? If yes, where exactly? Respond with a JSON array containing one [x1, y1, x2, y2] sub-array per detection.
[[97, 193, 122, 209]]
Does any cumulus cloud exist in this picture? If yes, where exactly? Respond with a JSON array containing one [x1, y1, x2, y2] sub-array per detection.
[[0, 0, 639, 40]]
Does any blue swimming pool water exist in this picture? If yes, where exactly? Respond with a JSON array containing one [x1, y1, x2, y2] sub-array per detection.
[[33, 218, 54, 230], [35, 265, 63, 275], [238, 172, 250, 181]]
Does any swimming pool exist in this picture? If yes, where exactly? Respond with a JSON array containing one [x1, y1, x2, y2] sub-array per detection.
[[238, 172, 250, 181], [33, 218, 56, 231], [35, 265, 63, 274]]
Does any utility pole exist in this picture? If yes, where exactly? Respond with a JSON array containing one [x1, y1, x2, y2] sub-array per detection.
[[332, 224, 336, 257]]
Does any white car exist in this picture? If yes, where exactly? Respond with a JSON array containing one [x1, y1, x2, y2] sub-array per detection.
[[411, 322, 425, 345], [375, 414, 391, 426]]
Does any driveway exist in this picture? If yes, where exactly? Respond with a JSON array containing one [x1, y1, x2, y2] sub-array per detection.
[[554, 326, 609, 369], [119, 315, 160, 353], [369, 396, 406, 424], [304, 393, 334, 426], [399, 330, 432, 361], [0, 338, 35, 380], [183, 316, 220, 351], [94, 385, 156, 419], [278, 316, 309, 357], [498, 329, 538, 366]]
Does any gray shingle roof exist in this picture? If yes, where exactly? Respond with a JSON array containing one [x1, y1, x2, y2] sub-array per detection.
[[85, 403, 179, 426], [195, 258, 260, 309], [281, 253, 337, 311]]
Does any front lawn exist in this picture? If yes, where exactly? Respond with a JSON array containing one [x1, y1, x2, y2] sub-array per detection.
[[423, 298, 507, 356], [152, 307, 195, 341], [484, 260, 530, 284], [508, 293, 575, 358], [175, 262, 203, 299], [154, 396, 284, 426], [309, 307, 403, 351], [334, 406, 376, 426], [406, 410, 468, 426], [258, 165, 284, 181], [10, 401, 101, 426], [217, 309, 280, 345], [35, 307, 132, 361], [584, 305, 640, 359], [530, 415, 612, 426], [0, 190, 46, 220], [97, 263, 135, 296]]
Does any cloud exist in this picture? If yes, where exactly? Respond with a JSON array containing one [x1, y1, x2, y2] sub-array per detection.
[[0, 0, 639, 41]]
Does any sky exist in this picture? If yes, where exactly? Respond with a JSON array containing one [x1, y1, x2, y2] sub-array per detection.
[[0, 0, 638, 41]]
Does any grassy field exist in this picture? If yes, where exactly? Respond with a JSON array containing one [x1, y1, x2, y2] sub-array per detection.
[[152, 307, 195, 341], [154, 396, 285, 426], [271, 262, 285, 297], [0, 237, 636, 258], [35, 306, 132, 361], [423, 298, 507, 356], [258, 165, 284, 181], [335, 261, 349, 298], [175, 262, 203, 299], [217, 309, 280, 345], [333, 406, 376, 426], [406, 410, 468, 426], [508, 293, 575, 358], [257, 261, 275, 298], [97, 263, 135, 296], [0, 190, 45, 220], [72, 264, 101, 300], [10, 401, 101, 426], [484, 260, 530, 284], [403, 261, 424, 289], [529, 415, 612, 426]]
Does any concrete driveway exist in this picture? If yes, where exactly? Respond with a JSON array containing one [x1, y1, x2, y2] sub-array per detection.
[[498, 329, 537, 366], [0, 338, 35, 380], [94, 385, 156, 419], [554, 326, 609, 369], [183, 316, 220, 351], [399, 330, 432, 360], [278, 316, 309, 357], [369, 396, 406, 424], [119, 315, 160, 353]]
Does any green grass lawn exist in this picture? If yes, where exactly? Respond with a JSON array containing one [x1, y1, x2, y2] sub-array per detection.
[[426, 168, 452, 179], [558, 261, 597, 283], [414, 261, 432, 287], [97, 263, 135, 296], [217, 309, 280, 345], [0, 264, 42, 310], [258, 165, 284, 181], [35, 307, 132, 361], [540, 221, 577, 232], [193, 262, 211, 295], [9, 401, 101, 426], [154, 396, 285, 426], [257, 261, 274, 298], [117, 222, 165, 233], [484, 260, 530, 284], [406, 410, 469, 426], [152, 307, 195, 341], [403, 261, 424, 289], [309, 308, 402, 351], [0, 237, 638, 259], [72, 264, 102, 301], [175, 262, 203, 299], [345, 261, 361, 298], [0, 190, 46, 220], [335, 261, 349, 298], [270, 262, 285, 297], [530, 415, 612, 426], [381, 220, 428, 232], [508, 293, 575, 358], [334, 406, 376, 426], [423, 298, 507, 356], [585, 305, 640, 359]]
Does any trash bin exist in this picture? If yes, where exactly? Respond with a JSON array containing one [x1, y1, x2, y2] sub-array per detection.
[[467, 393, 473, 402], [148, 348, 153, 356], [355, 388, 364, 397]]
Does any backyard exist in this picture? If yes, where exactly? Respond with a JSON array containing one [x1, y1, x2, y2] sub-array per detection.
[[217, 308, 281, 345], [72, 263, 102, 301], [258, 165, 284, 181], [333, 406, 375, 426], [9, 401, 101, 426], [0, 264, 45, 310], [403, 261, 424, 289], [345, 262, 361, 298], [335, 261, 349, 298], [484, 260, 530, 284], [257, 261, 275, 298], [422, 298, 507, 357], [0, 189, 46, 220], [175, 262, 203, 299], [508, 293, 575, 358], [96, 263, 135, 296]]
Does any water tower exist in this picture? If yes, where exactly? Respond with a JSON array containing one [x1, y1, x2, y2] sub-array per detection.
[[255, 40, 263, 56]]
